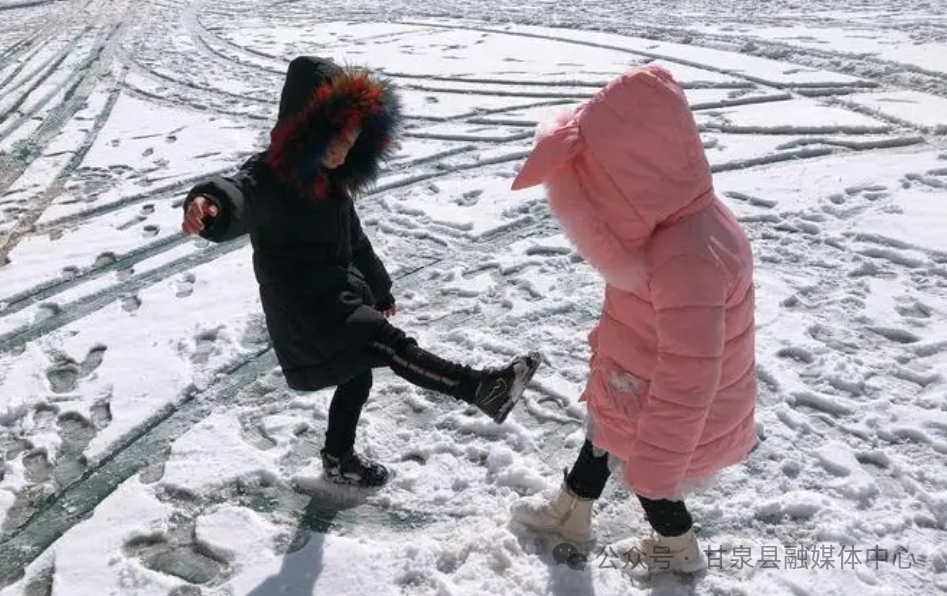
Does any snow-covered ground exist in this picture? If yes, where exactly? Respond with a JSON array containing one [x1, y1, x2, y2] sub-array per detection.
[[1, 0, 947, 594]]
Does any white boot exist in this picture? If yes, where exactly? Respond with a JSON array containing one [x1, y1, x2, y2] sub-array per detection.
[[619, 529, 706, 575], [510, 471, 595, 543]]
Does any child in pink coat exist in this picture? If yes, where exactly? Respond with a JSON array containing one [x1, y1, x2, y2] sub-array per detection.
[[509, 64, 758, 574]]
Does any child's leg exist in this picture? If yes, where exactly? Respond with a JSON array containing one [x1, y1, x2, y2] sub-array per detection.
[[369, 326, 480, 401], [323, 371, 373, 458], [635, 495, 694, 537], [509, 438, 606, 542], [633, 494, 704, 573], [565, 439, 612, 499], [320, 371, 389, 487], [368, 321, 541, 423]]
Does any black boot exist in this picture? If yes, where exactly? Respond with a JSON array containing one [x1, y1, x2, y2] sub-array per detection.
[[471, 351, 543, 424], [320, 449, 389, 487]]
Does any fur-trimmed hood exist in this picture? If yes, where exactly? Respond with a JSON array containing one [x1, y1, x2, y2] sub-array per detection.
[[509, 64, 714, 292], [264, 56, 402, 201]]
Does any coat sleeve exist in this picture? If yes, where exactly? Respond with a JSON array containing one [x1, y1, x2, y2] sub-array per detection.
[[349, 203, 394, 309], [183, 156, 259, 243], [624, 254, 728, 500]]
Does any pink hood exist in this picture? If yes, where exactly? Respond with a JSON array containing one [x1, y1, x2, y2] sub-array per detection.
[[512, 64, 715, 291]]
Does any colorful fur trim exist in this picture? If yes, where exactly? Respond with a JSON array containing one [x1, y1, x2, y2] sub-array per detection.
[[264, 69, 402, 200]]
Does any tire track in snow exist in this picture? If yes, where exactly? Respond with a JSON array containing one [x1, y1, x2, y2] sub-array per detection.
[[0, 28, 91, 145], [3, 118, 925, 353], [185, 13, 913, 163], [0, 0, 119, 99], [114, 47, 274, 107], [1, 56, 565, 308], [29, 140, 473, 236], [193, 10, 939, 146], [2, 84, 546, 316], [181, 5, 284, 77], [0, 147, 530, 353], [0, 24, 127, 263], [0, 146, 479, 322], [0, 0, 57, 13], [0, 30, 46, 88], [396, 19, 876, 91], [637, 22, 947, 97], [118, 81, 272, 122], [0, 145, 475, 320], [0, 69, 127, 266], [10, 81, 577, 308], [395, 20, 942, 142], [31, 167, 238, 235], [0, 0, 123, 128], [0, 0, 134, 184], [0, 234, 186, 322]]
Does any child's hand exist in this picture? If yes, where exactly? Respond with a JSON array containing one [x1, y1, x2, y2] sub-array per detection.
[[381, 304, 397, 318], [182, 195, 218, 236]]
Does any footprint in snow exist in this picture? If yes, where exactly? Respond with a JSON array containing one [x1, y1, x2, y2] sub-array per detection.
[[44, 344, 107, 394], [117, 203, 156, 231], [176, 272, 196, 298], [238, 412, 279, 451], [21, 562, 55, 596], [52, 411, 95, 487], [122, 294, 142, 312], [34, 302, 61, 323], [895, 299, 933, 319], [22, 449, 53, 483], [903, 168, 947, 190], [189, 328, 220, 365], [91, 396, 113, 430], [454, 189, 482, 206], [865, 326, 921, 344], [94, 251, 118, 267], [122, 524, 228, 586], [775, 345, 816, 364], [31, 403, 59, 431], [139, 446, 171, 485], [845, 183, 889, 201]]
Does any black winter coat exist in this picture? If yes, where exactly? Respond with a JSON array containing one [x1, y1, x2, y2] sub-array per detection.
[[183, 57, 403, 391]]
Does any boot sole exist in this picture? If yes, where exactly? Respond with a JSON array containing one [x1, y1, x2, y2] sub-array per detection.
[[624, 565, 708, 583], [493, 353, 542, 424], [512, 521, 595, 545]]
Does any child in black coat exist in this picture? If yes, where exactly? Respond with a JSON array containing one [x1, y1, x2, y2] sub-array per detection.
[[181, 56, 541, 487]]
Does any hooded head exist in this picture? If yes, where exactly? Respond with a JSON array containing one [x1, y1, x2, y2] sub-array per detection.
[[509, 64, 715, 291], [264, 56, 403, 200]]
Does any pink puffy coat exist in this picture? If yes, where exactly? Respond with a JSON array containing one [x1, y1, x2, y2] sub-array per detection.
[[511, 65, 758, 500]]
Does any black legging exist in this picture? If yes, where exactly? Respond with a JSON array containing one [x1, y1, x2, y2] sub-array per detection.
[[322, 322, 482, 457], [566, 439, 693, 537], [323, 371, 374, 458]]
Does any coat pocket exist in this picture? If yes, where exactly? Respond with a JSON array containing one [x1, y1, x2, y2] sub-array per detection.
[[604, 367, 649, 421]]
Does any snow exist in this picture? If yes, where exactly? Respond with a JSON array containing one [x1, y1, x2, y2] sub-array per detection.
[[843, 90, 947, 133], [2, 2, 947, 596], [699, 23, 947, 78], [449, 21, 871, 87]]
